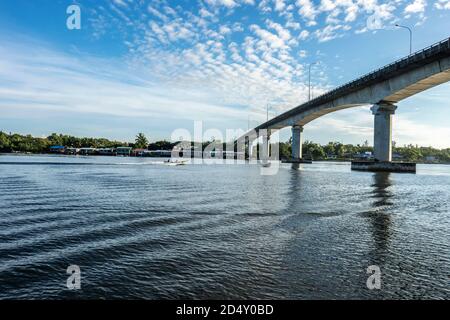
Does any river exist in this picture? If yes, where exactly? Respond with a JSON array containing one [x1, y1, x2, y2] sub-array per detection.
[[0, 154, 449, 299]]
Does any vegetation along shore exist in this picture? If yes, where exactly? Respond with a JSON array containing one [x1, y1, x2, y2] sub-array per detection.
[[1, 131, 449, 163]]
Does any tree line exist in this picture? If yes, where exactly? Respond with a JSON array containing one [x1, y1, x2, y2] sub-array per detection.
[[0, 132, 177, 153], [1, 131, 449, 163], [279, 140, 450, 163]]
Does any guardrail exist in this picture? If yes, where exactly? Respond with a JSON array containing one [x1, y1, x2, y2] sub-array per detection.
[[258, 37, 450, 129], [317, 37, 450, 101]]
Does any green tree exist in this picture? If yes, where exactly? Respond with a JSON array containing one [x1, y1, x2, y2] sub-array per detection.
[[335, 143, 346, 158], [0, 131, 11, 151], [2, 130, 450, 164], [135, 133, 149, 149], [278, 142, 291, 159], [303, 140, 325, 159], [148, 140, 173, 150], [397, 144, 423, 162]]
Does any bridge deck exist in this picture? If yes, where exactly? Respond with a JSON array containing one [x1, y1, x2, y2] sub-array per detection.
[[254, 37, 450, 132]]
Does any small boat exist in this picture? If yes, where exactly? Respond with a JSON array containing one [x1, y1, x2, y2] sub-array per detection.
[[165, 159, 188, 166]]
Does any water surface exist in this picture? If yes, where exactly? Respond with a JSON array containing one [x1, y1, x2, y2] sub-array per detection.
[[0, 154, 449, 299]]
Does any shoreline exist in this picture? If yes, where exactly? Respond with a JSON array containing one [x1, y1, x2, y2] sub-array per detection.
[[2, 152, 450, 165]]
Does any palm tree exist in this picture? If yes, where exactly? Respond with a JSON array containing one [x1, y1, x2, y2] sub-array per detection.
[[135, 133, 149, 149]]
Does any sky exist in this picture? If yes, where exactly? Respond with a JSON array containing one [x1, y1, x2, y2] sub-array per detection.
[[0, 0, 449, 147]]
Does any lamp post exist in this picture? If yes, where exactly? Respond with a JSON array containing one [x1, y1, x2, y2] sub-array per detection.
[[308, 61, 320, 101], [395, 24, 412, 55]]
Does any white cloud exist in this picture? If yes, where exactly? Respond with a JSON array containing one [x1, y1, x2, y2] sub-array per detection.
[[404, 0, 427, 14], [307, 105, 450, 148], [315, 24, 344, 42], [205, 0, 255, 9], [0, 42, 251, 124], [366, 3, 396, 30], [286, 21, 301, 30], [113, 0, 128, 7], [299, 29, 310, 40], [394, 115, 450, 148], [250, 24, 288, 49], [219, 25, 232, 34], [435, 0, 450, 10], [274, 0, 286, 11], [296, 0, 318, 22], [345, 4, 359, 22], [206, 0, 238, 8], [199, 7, 214, 18], [258, 0, 273, 13], [266, 19, 291, 41], [148, 6, 168, 21], [319, 0, 337, 12]]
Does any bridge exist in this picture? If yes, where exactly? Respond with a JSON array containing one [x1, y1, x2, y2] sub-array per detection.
[[241, 37, 450, 171]]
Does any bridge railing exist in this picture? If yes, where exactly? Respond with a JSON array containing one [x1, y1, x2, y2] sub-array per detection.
[[259, 37, 450, 129], [313, 37, 450, 104]]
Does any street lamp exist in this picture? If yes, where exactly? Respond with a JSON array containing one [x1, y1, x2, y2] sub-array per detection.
[[308, 61, 320, 101], [395, 24, 412, 55]]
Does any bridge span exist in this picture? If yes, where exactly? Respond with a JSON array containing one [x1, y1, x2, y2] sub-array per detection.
[[242, 37, 450, 166]]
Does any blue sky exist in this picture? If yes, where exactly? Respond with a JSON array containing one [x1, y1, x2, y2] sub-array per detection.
[[0, 0, 449, 147]]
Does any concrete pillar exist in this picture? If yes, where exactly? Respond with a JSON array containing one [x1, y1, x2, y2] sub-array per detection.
[[260, 130, 271, 163], [371, 103, 397, 162], [291, 125, 303, 160], [247, 138, 255, 160]]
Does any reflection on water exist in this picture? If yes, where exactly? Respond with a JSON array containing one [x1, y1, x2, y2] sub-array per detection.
[[0, 155, 449, 299], [368, 172, 393, 259], [371, 172, 393, 207]]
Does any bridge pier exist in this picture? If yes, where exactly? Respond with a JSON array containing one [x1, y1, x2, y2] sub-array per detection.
[[281, 125, 312, 164], [351, 103, 415, 173], [285, 125, 311, 163], [260, 130, 270, 164], [371, 103, 397, 162], [291, 125, 303, 160], [245, 136, 255, 160]]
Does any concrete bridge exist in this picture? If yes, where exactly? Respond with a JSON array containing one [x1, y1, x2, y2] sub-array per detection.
[[242, 37, 450, 170]]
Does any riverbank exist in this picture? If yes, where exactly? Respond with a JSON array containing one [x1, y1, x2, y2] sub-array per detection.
[[2, 152, 450, 165], [311, 158, 450, 165], [2, 131, 450, 163]]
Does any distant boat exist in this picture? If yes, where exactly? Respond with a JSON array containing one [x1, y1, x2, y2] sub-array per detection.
[[165, 159, 188, 166]]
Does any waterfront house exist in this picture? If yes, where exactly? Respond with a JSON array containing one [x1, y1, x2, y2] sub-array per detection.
[[116, 147, 132, 156], [150, 150, 173, 157], [79, 147, 96, 155], [425, 155, 437, 162], [354, 151, 373, 160], [65, 147, 79, 155], [97, 148, 116, 156], [132, 148, 149, 157], [393, 152, 404, 161], [49, 145, 65, 154]]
